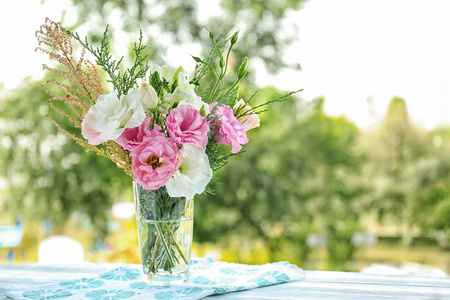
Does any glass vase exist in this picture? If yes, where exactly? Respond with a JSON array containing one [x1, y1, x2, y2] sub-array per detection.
[[133, 181, 194, 285]]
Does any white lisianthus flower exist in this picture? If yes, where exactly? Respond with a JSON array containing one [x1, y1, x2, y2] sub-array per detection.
[[81, 89, 146, 145], [140, 83, 158, 109], [153, 65, 178, 82], [154, 64, 209, 112], [178, 95, 210, 113], [170, 72, 196, 101], [171, 71, 210, 112], [166, 144, 213, 199], [165, 83, 195, 104]]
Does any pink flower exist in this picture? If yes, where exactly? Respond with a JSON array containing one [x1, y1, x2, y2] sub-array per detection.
[[166, 105, 209, 148], [210, 103, 249, 154], [81, 112, 103, 145], [116, 116, 163, 151], [233, 99, 260, 132], [131, 135, 183, 191]]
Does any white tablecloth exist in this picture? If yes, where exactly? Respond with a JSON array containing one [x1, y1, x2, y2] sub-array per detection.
[[1, 261, 449, 299]]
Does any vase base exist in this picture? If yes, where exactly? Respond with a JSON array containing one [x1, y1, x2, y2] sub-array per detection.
[[142, 270, 188, 285]]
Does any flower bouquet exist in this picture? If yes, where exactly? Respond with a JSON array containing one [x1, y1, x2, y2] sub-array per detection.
[[36, 18, 297, 284]]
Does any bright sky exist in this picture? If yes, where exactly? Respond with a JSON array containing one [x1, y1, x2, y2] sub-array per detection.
[[0, 0, 77, 86], [264, 0, 450, 129], [2, 0, 450, 130]]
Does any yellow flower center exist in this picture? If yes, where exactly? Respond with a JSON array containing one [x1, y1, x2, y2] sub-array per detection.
[[146, 154, 166, 170]]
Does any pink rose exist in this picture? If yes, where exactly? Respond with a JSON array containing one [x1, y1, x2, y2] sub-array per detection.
[[81, 112, 103, 145], [210, 103, 249, 154], [166, 105, 209, 148], [131, 135, 183, 190], [116, 116, 163, 151]]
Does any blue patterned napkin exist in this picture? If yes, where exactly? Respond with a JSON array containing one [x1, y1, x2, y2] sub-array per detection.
[[1, 258, 303, 300]]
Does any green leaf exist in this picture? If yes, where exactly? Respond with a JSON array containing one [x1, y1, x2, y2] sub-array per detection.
[[192, 55, 204, 63]]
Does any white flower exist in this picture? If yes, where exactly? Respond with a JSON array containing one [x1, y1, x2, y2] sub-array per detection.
[[172, 71, 195, 98], [166, 144, 213, 199], [140, 83, 158, 109], [172, 71, 210, 112], [164, 71, 194, 101], [81, 89, 146, 144], [178, 95, 210, 113], [153, 65, 178, 82], [153, 64, 209, 112], [233, 99, 260, 132]]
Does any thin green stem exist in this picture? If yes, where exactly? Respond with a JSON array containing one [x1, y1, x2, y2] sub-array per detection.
[[155, 223, 176, 268], [209, 69, 223, 102], [220, 78, 240, 101], [149, 232, 160, 274], [223, 44, 233, 79], [164, 222, 188, 265]]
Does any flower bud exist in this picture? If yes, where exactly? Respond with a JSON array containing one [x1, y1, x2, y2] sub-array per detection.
[[219, 55, 225, 69], [140, 83, 158, 110], [230, 31, 238, 45], [237, 57, 248, 79], [199, 104, 207, 117]]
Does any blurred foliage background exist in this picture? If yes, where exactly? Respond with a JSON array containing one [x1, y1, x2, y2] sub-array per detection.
[[1, 0, 449, 273]]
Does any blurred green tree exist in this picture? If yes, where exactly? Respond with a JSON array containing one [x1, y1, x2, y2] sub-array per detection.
[[359, 97, 427, 244], [409, 128, 450, 249], [0, 77, 130, 240], [68, 0, 306, 72], [195, 96, 365, 269]]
